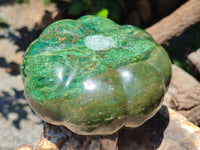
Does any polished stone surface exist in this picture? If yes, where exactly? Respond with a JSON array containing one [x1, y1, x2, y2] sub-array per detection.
[[21, 15, 171, 135]]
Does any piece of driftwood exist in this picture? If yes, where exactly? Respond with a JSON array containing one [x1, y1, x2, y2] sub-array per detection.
[[38, 123, 118, 150], [170, 84, 200, 126], [163, 65, 199, 107], [187, 49, 200, 78], [146, 0, 200, 45]]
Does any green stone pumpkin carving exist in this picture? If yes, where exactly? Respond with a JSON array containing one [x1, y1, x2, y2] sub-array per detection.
[[21, 15, 171, 135]]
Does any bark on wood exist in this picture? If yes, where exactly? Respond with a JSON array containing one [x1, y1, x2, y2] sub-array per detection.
[[37, 122, 118, 150], [163, 65, 199, 107], [187, 49, 200, 78], [146, 0, 200, 45], [170, 85, 200, 126]]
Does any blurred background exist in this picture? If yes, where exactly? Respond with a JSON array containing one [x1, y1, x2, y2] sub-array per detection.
[[0, 0, 199, 149]]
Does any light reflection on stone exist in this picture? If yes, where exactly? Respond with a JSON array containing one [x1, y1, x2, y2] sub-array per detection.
[[84, 79, 97, 90], [65, 68, 77, 87]]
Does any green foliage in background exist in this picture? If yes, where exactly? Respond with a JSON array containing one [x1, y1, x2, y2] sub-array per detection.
[[14, 0, 29, 4], [96, 8, 109, 18], [0, 17, 9, 28], [14, 0, 125, 22], [67, 0, 125, 22]]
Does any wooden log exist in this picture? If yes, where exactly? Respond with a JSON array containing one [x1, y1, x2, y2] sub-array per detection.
[[170, 85, 200, 126], [187, 49, 200, 78], [36, 122, 118, 150], [146, 0, 200, 45], [163, 65, 199, 107]]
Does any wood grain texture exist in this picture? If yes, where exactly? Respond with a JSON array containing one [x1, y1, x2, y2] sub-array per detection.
[[146, 0, 200, 45], [187, 49, 200, 78]]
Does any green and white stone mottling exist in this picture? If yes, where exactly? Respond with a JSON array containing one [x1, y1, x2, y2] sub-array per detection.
[[21, 15, 171, 135]]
